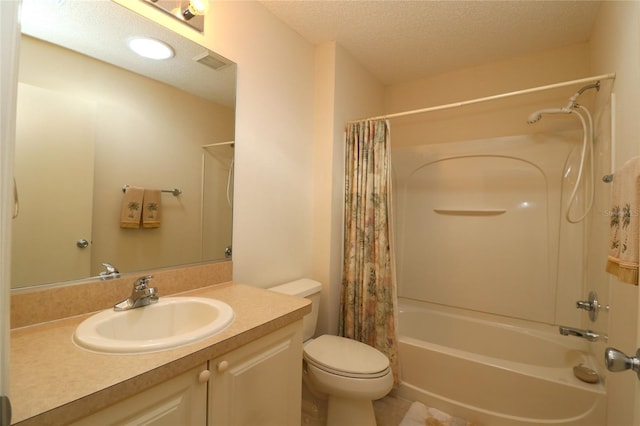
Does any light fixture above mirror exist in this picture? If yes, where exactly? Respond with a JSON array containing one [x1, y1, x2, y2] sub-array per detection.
[[142, 0, 205, 32]]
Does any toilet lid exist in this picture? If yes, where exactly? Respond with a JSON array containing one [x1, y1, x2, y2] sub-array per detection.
[[303, 335, 390, 378]]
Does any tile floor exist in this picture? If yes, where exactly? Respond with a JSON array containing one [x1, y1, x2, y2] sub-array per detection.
[[302, 386, 412, 426], [373, 394, 413, 426]]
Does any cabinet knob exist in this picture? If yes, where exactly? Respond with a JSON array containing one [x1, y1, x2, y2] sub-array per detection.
[[198, 369, 211, 384], [217, 360, 229, 373]]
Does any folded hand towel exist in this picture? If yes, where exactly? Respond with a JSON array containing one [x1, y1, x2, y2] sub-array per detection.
[[120, 186, 144, 229], [142, 189, 162, 228], [606, 156, 640, 285]]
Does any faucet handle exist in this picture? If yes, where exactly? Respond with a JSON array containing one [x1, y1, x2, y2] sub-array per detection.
[[99, 262, 120, 280], [576, 291, 602, 322], [134, 275, 154, 290]]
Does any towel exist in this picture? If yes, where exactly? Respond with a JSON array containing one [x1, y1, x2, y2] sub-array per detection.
[[142, 189, 162, 228], [605, 156, 640, 285], [120, 186, 144, 228]]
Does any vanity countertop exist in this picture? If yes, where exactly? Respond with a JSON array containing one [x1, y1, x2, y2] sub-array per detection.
[[10, 282, 311, 425]]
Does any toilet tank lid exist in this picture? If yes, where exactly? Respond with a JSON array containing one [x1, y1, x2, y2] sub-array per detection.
[[269, 279, 321, 297]]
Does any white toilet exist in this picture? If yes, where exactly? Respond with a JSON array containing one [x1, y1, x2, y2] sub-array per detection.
[[270, 279, 393, 426]]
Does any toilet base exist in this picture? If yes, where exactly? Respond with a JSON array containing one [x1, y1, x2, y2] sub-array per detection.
[[326, 395, 376, 426]]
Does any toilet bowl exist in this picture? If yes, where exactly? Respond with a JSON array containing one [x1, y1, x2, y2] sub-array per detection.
[[269, 280, 393, 426], [303, 335, 393, 426]]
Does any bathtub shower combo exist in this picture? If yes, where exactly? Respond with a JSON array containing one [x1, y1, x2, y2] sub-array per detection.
[[391, 83, 608, 425]]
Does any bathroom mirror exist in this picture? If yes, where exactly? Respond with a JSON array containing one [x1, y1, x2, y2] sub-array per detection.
[[12, 0, 236, 289]]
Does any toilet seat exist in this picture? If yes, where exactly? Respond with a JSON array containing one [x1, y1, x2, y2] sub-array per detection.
[[303, 335, 390, 379]]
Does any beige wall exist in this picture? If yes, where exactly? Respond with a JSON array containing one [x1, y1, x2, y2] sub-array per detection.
[[17, 36, 234, 282], [589, 2, 640, 425], [313, 42, 385, 335], [384, 42, 592, 147], [210, 1, 317, 287]]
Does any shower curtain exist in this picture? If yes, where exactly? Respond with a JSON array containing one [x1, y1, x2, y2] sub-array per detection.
[[339, 119, 399, 384]]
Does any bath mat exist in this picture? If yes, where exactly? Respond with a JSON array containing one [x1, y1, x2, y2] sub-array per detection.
[[399, 401, 477, 426]]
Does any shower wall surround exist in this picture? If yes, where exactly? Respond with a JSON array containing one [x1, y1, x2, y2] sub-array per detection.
[[393, 133, 585, 326]]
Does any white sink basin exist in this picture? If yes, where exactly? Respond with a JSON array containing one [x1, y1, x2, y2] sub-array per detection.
[[73, 297, 234, 354]]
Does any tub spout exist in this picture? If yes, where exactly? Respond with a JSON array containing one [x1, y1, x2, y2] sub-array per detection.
[[559, 326, 600, 342]]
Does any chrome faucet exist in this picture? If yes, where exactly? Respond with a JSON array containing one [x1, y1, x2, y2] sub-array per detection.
[[558, 326, 601, 342], [114, 275, 158, 311], [99, 262, 120, 280]]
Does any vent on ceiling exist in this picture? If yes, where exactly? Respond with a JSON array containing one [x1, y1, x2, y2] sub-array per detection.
[[193, 51, 232, 71]]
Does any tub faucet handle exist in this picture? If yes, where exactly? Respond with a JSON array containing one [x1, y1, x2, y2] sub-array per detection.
[[575, 291, 604, 322], [576, 300, 595, 310]]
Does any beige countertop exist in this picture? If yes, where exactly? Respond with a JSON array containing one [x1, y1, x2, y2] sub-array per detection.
[[10, 282, 310, 425]]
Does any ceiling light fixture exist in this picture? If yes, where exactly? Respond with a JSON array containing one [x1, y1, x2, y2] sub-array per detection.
[[182, 0, 206, 21], [127, 37, 174, 60]]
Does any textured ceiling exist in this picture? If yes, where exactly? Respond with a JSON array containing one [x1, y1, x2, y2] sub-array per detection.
[[20, 1, 602, 100], [260, 0, 603, 85]]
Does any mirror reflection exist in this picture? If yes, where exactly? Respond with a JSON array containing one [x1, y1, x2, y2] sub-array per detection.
[[12, 0, 236, 289]]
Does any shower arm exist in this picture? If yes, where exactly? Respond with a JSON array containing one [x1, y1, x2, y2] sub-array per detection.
[[577, 81, 600, 96], [566, 81, 601, 109]]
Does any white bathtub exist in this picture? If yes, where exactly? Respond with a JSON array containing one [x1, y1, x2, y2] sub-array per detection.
[[396, 298, 606, 426]]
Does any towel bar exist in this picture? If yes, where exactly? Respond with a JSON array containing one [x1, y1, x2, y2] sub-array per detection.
[[122, 185, 182, 196]]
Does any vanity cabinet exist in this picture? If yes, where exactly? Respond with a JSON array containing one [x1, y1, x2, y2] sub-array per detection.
[[65, 321, 303, 426], [68, 364, 208, 426], [208, 321, 303, 426]]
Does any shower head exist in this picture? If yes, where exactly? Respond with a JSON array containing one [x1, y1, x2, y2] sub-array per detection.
[[529, 81, 601, 124], [527, 107, 572, 124]]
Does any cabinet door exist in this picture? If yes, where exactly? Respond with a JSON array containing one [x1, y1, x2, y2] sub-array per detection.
[[208, 321, 303, 426], [69, 364, 208, 426]]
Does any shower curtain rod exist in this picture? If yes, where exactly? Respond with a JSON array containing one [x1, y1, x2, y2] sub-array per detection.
[[349, 73, 616, 123], [202, 141, 235, 148]]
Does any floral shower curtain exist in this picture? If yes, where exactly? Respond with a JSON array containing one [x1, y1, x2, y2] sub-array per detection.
[[339, 119, 399, 385]]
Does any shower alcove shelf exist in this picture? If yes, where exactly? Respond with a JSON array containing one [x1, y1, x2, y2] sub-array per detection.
[[433, 209, 507, 216]]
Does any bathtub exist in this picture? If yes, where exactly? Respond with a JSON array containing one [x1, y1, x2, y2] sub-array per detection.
[[396, 298, 606, 426]]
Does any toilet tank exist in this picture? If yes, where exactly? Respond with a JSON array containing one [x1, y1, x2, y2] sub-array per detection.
[[269, 279, 321, 341]]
